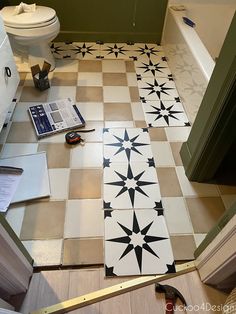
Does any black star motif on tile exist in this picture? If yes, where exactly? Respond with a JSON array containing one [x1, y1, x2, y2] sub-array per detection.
[[50, 43, 65, 56], [105, 164, 156, 207], [107, 211, 167, 273], [135, 44, 161, 58], [71, 43, 97, 57], [142, 79, 174, 99], [146, 101, 183, 126], [138, 60, 168, 76], [103, 44, 128, 58], [105, 129, 149, 161]]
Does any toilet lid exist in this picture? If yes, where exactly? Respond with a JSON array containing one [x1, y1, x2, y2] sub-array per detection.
[[1, 6, 56, 28]]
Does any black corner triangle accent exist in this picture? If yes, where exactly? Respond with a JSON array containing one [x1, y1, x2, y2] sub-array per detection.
[[142, 128, 149, 133], [103, 158, 111, 168], [185, 122, 191, 126], [165, 262, 176, 273], [104, 201, 112, 209], [103, 128, 109, 133], [104, 210, 113, 219], [105, 265, 117, 277], [154, 201, 163, 210], [147, 158, 155, 167]]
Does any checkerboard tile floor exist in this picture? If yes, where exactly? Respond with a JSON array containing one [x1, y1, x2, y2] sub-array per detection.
[[0, 42, 235, 269]]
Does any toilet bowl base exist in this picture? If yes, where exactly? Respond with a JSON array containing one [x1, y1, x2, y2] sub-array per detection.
[[28, 43, 55, 71]]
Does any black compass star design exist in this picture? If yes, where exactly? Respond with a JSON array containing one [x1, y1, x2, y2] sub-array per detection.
[[71, 43, 97, 57], [107, 211, 167, 273], [103, 44, 128, 58], [135, 44, 161, 58], [142, 79, 173, 99], [146, 101, 183, 125], [138, 60, 168, 76], [50, 43, 65, 56], [106, 129, 149, 161], [105, 164, 156, 207]]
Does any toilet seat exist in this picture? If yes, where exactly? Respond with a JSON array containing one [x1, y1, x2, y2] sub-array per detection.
[[1, 5, 56, 28]]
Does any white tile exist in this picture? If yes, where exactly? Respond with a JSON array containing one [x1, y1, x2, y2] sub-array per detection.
[[70, 142, 103, 168], [142, 100, 190, 127], [105, 121, 134, 128], [0, 122, 12, 144], [54, 59, 79, 72], [104, 209, 175, 276], [47, 86, 77, 102], [138, 77, 179, 101], [77, 72, 103, 86], [100, 43, 132, 60], [39, 132, 66, 143], [76, 102, 103, 120], [79, 121, 104, 142], [131, 102, 145, 121], [165, 127, 191, 141], [104, 162, 162, 209], [48, 169, 70, 200], [103, 128, 153, 164], [6, 205, 25, 237], [127, 73, 138, 86], [151, 142, 175, 166], [162, 197, 193, 234], [194, 234, 207, 247], [12, 102, 33, 122], [176, 166, 220, 197], [1, 143, 38, 158], [103, 86, 131, 102], [23, 239, 63, 266], [135, 59, 171, 78], [221, 194, 236, 210], [102, 60, 126, 73], [71, 42, 101, 60], [64, 199, 104, 238]]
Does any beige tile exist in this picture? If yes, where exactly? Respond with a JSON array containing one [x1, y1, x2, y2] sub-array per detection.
[[20, 86, 49, 102], [6, 122, 38, 143], [170, 142, 183, 166], [135, 121, 147, 128], [129, 87, 140, 102], [221, 194, 236, 210], [186, 197, 226, 233], [176, 166, 219, 197], [78, 60, 102, 72], [19, 72, 27, 86], [103, 86, 130, 103], [51, 72, 78, 86], [20, 201, 66, 240], [125, 61, 135, 72], [217, 184, 236, 195], [148, 128, 167, 141], [170, 235, 196, 260], [37, 143, 70, 168], [156, 167, 182, 197], [63, 238, 103, 265], [76, 86, 103, 102], [54, 59, 79, 72], [103, 73, 127, 86], [104, 103, 133, 121], [102, 60, 126, 73], [69, 169, 102, 199]]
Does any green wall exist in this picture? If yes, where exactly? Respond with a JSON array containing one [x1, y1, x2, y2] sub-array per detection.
[[2, 0, 168, 43]]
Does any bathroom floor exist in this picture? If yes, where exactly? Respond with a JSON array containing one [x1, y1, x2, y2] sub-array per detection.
[[0, 42, 235, 271]]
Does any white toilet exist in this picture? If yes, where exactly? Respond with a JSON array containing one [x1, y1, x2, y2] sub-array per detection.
[[0, 5, 60, 70]]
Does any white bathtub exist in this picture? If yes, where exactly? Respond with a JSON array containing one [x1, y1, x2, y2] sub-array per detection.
[[162, 3, 235, 123]]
